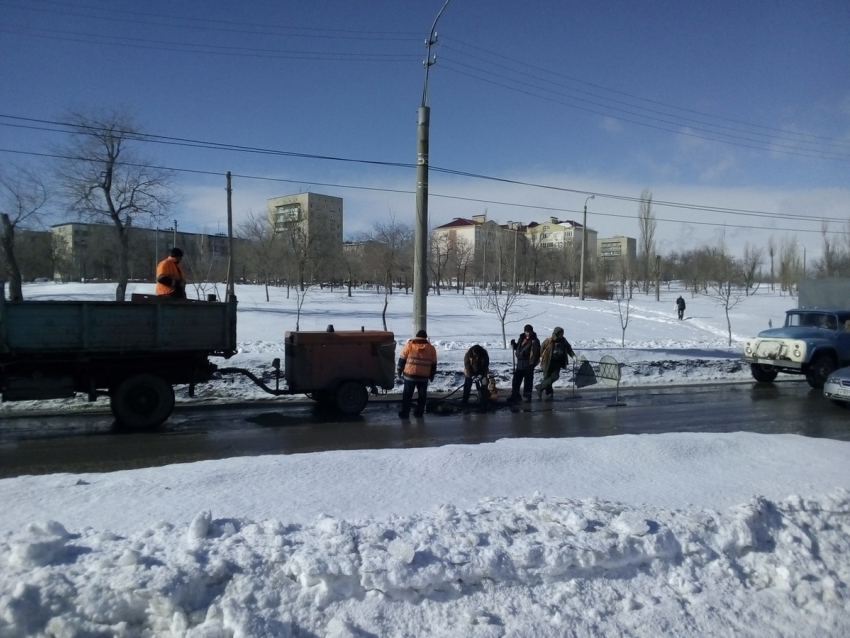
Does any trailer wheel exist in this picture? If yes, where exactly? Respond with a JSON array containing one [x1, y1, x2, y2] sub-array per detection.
[[334, 381, 368, 415], [111, 373, 175, 430]]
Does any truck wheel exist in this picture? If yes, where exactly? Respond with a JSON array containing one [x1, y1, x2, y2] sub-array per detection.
[[805, 354, 837, 389], [334, 381, 368, 415], [111, 373, 175, 429], [750, 364, 778, 383]]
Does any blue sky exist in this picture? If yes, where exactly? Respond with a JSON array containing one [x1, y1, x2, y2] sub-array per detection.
[[1, 0, 848, 259]]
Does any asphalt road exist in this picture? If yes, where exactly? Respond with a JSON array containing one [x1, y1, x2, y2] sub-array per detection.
[[0, 380, 847, 478]]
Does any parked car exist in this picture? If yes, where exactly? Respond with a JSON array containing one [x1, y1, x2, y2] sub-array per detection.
[[823, 367, 850, 405], [742, 308, 850, 388]]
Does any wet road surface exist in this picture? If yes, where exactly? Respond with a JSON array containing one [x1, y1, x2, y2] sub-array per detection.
[[1, 380, 848, 478]]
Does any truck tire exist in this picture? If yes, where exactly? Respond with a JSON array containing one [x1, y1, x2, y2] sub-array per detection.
[[805, 353, 837, 389], [111, 373, 175, 429], [750, 363, 778, 383], [334, 381, 368, 415]]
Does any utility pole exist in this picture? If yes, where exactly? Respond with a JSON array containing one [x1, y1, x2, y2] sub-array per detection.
[[226, 172, 235, 300], [579, 195, 595, 300], [413, 0, 452, 335], [655, 254, 661, 301], [173, 219, 178, 248]]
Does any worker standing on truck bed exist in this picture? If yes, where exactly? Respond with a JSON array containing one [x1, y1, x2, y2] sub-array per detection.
[[156, 247, 187, 298]]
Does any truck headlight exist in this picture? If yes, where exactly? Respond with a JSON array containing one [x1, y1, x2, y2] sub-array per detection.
[[745, 345, 752, 355], [793, 348, 801, 358]]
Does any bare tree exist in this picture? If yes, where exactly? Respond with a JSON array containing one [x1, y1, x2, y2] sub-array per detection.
[[706, 239, 745, 346], [239, 211, 282, 302], [466, 286, 525, 349], [0, 165, 51, 300], [766, 236, 776, 292], [739, 242, 764, 296], [615, 293, 631, 347], [815, 221, 840, 278], [637, 189, 656, 294], [778, 239, 799, 295], [360, 217, 413, 331], [428, 230, 452, 295], [452, 235, 474, 293], [54, 109, 175, 301]]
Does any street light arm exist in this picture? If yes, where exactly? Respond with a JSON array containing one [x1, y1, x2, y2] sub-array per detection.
[[421, 0, 452, 107]]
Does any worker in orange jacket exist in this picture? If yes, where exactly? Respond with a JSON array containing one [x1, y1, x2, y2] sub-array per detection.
[[155, 247, 187, 298], [397, 329, 438, 419]]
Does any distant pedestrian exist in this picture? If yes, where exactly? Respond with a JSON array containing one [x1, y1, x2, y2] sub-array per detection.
[[676, 295, 686, 320], [509, 324, 541, 402], [535, 327, 576, 400], [461, 344, 490, 405], [156, 247, 187, 298], [397, 330, 438, 419]]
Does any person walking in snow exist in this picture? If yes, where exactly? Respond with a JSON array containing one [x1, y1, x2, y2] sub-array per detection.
[[461, 344, 490, 405], [397, 330, 438, 419], [509, 324, 541, 402], [676, 295, 686, 320], [535, 327, 576, 400]]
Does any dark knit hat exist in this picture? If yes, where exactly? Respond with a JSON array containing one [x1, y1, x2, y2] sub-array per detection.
[[169, 247, 184, 258], [524, 324, 533, 332], [416, 329, 427, 338]]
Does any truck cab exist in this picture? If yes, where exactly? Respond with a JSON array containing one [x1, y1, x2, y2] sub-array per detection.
[[742, 308, 850, 388]]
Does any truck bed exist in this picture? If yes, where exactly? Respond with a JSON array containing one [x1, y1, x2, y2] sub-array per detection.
[[0, 295, 237, 357]]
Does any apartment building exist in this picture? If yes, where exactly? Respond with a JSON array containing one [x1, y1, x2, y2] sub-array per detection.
[[267, 192, 343, 248], [525, 216, 597, 254], [597, 236, 637, 263], [50, 222, 236, 282]]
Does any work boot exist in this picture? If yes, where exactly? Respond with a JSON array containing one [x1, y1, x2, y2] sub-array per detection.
[[413, 411, 424, 418], [523, 394, 532, 403], [398, 412, 409, 419], [536, 385, 543, 399], [543, 394, 553, 401]]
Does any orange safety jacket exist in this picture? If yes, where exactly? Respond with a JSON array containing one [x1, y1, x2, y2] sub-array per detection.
[[155, 256, 186, 296], [398, 338, 438, 381]]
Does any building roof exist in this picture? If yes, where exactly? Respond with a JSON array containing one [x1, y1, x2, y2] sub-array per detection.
[[434, 218, 479, 229]]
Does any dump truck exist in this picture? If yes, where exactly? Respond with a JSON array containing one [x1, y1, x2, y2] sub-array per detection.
[[0, 284, 395, 428]]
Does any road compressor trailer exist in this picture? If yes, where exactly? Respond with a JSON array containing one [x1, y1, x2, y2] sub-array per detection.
[[0, 284, 396, 429]]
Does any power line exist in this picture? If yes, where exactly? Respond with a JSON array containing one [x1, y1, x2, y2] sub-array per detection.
[[0, 25, 420, 62], [0, 0, 422, 40], [441, 36, 847, 148], [1, 114, 845, 224], [2, 147, 845, 237], [438, 62, 849, 162]]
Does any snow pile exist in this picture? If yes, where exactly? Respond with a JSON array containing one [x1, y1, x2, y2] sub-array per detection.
[[2, 491, 848, 637]]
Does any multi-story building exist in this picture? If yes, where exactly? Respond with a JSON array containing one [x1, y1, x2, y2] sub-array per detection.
[[50, 222, 237, 283], [597, 236, 637, 263], [524, 216, 597, 254], [267, 192, 343, 246]]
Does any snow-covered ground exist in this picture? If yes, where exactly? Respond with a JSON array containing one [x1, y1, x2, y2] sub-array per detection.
[[2, 282, 848, 637]]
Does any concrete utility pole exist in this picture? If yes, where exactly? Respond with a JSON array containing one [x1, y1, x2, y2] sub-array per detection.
[[655, 254, 661, 301], [226, 172, 235, 300], [413, 0, 452, 335], [173, 219, 178, 247], [579, 195, 595, 301]]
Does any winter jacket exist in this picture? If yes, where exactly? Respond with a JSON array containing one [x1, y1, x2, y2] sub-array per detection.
[[398, 337, 438, 382], [540, 327, 575, 372], [676, 296, 686, 310], [511, 332, 540, 371], [156, 256, 186, 298], [463, 345, 489, 378]]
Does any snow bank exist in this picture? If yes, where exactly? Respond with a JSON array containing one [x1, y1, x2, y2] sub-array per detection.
[[2, 491, 848, 637]]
